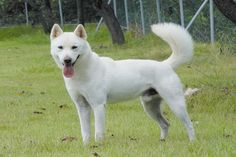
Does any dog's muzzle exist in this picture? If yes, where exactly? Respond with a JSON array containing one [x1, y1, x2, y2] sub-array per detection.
[[64, 58, 72, 65], [63, 54, 80, 66], [62, 54, 80, 78]]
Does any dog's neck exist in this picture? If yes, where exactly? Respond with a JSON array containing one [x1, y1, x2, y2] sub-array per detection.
[[72, 50, 103, 81]]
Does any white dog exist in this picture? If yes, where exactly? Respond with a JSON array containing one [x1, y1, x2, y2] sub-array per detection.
[[50, 23, 195, 144]]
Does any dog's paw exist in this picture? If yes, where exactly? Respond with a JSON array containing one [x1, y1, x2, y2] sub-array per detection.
[[95, 132, 104, 142], [82, 136, 90, 145]]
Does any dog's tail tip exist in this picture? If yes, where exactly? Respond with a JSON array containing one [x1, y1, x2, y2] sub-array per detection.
[[151, 23, 183, 35], [151, 22, 193, 69]]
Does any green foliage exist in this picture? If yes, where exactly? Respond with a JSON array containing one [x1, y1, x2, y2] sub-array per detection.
[[0, 24, 235, 156], [0, 0, 8, 10], [0, 25, 48, 43]]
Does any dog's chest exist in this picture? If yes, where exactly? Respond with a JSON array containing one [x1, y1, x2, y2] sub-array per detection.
[[64, 78, 88, 95], [64, 77, 107, 106]]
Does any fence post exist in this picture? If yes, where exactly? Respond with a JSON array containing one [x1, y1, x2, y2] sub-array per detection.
[[58, 0, 63, 28], [139, 0, 145, 34], [113, 0, 117, 17], [156, 0, 161, 23], [179, 0, 184, 27], [24, 1, 29, 26], [124, 0, 129, 30], [209, 0, 215, 44], [186, 0, 208, 30]]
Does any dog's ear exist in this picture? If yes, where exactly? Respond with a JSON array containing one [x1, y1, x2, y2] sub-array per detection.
[[50, 24, 63, 40], [74, 24, 87, 40]]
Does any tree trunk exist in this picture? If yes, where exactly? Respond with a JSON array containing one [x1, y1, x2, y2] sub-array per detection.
[[29, 0, 54, 33], [40, 0, 54, 33], [213, 0, 236, 24], [94, 0, 125, 45], [76, 0, 85, 26]]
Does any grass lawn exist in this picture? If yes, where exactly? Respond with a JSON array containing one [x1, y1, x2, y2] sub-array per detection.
[[0, 24, 235, 157]]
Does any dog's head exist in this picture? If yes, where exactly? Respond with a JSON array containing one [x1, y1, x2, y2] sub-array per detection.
[[50, 24, 89, 78]]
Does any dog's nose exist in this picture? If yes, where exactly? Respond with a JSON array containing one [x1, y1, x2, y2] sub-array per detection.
[[64, 58, 72, 64]]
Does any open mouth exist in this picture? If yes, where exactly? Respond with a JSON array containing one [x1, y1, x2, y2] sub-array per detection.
[[63, 54, 80, 78]]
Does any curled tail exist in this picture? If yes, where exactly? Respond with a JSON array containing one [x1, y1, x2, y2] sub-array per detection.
[[151, 23, 193, 69]]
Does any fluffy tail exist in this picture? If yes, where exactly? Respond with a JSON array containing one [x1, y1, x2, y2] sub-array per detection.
[[151, 23, 193, 69]]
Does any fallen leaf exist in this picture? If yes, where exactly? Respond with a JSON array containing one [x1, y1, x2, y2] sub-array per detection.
[[33, 111, 43, 114], [93, 152, 100, 157], [39, 107, 46, 111], [59, 104, 68, 109], [129, 136, 137, 141], [223, 133, 232, 138], [90, 145, 99, 149], [61, 136, 77, 142], [184, 88, 200, 97], [40, 91, 45, 95]]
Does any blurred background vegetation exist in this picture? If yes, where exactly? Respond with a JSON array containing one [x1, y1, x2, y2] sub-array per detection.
[[0, 0, 235, 52]]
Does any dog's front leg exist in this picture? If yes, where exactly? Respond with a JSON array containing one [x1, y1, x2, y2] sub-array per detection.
[[77, 104, 91, 144], [93, 104, 106, 142], [69, 94, 91, 144]]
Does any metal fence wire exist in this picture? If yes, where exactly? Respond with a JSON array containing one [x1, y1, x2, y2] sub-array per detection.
[[112, 0, 235, 46], [0, 0, 235, 53]]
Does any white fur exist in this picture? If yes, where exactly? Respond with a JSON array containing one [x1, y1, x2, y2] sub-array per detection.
[[151, 23, 193, 69], [50, 23, 195, 144]]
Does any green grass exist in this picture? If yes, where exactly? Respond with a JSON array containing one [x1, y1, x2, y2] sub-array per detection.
[[0, 24, 235, 157]]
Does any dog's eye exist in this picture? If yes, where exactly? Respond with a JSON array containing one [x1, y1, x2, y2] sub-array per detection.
[[58, 46, 63, 49], [71, 46, 78, 50]]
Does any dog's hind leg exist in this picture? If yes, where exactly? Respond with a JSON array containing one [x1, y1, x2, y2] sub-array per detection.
[[155, 78, 195, 141], [165, 95, 195, 141], [140, 88, 170, 140]]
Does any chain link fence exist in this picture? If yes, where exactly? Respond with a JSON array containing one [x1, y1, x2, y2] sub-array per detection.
[[113, 0, 235, 52], [0, 0, 235, 53]]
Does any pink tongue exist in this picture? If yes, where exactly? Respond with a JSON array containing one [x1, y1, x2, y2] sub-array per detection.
[[63, 65, 74, 78]]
